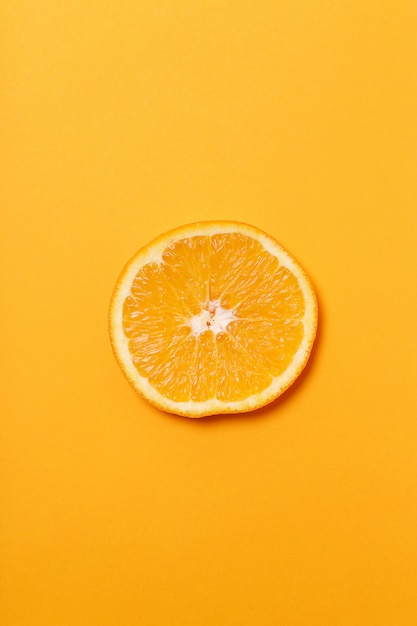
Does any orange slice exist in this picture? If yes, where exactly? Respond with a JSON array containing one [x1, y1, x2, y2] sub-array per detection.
[[109, 221, 318, 417]]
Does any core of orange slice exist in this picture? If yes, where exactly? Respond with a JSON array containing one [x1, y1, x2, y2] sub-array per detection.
[[109, 221, 318, 417]]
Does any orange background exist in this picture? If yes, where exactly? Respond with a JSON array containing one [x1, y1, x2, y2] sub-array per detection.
[[2, 1, 417, 625]]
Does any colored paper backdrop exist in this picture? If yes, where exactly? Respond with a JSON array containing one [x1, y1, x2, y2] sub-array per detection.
[[2, 2, 416, 624]]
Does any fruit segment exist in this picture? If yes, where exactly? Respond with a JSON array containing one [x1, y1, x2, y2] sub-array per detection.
[[227, 319, 304, 377], [215, 331, 272, 401], [190, 330, 217, 402]]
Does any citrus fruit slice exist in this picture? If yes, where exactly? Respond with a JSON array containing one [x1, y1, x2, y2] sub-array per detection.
[[109, 221, 318, 417]]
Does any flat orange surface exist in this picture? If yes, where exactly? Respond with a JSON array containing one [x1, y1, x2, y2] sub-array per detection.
[[2, 2, 417, 625]]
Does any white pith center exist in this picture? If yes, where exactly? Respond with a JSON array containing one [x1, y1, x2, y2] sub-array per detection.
[[189, 300, 237, 336]]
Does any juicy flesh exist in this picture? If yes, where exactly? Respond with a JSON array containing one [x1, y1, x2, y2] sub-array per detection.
[[122, 233, 305, 403]]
